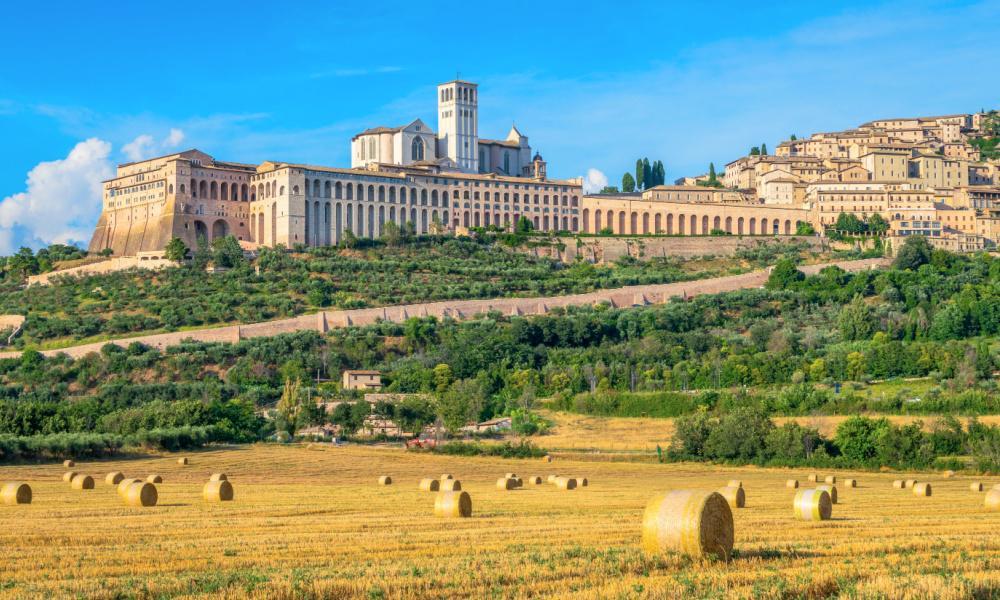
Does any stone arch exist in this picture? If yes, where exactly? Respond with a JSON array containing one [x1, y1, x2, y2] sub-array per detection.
[[654, 213, 661, 233], [212, 219, 228, 240], [713, 216, 721, 231], [725, 216, 732, 233], [666, 213, 674, 234], [678, 214, 685, 235], [738, 217, 745, 235], [257, 213, 265, 244], [761, 218, 768, 235], [690, 215, 697, 235], [785, 219, 792, 235], [749, 217, 756, 235], [582, 208, 590, 233], [618, 211, 626, 234], [702, 215, 709, 234], [194, 220, 208, 243], [594, 210, 602, 232], [210, 181, 218, 200]]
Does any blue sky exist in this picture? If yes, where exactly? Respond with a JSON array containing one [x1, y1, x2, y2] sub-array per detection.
[[1, 0, 998, 252]]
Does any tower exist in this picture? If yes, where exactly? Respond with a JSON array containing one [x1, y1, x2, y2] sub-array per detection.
[[437, 80, 478, 172]]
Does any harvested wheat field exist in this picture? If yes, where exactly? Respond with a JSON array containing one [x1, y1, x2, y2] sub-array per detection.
[[0, 444, 998, 599]]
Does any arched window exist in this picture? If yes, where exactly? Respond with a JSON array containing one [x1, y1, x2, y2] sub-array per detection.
[[411, 137, 425, 161]]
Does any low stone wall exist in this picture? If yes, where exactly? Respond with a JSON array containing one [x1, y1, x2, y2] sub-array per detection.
[[0, 257, 888, 360], [27, 256, 176, 286], [527, 235, 827, 263]]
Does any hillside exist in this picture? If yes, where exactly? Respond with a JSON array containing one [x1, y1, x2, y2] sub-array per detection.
[[0, 235, 816, 348]]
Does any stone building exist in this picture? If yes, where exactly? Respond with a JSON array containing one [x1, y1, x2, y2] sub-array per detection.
[[88, 150, 256, 256]]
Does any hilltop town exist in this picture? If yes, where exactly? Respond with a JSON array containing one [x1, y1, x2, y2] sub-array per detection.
[[82, 79, 999, 273]]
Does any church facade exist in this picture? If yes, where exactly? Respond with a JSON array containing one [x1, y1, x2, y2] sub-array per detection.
[[351, 80, 537, 178]]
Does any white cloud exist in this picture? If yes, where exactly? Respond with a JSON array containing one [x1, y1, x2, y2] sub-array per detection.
[[0, 138, 113, 254], [121, 134, 155, 162], [121, 129, 187, 162], [165, 128, 185, 148], [583, 168, 608, 194]]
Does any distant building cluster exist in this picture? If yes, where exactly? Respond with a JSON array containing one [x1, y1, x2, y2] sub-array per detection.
[[86, 80, 1000, 257], [719, 112, 1000, 250]]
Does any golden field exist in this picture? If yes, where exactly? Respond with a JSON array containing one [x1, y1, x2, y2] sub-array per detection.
[[0, 444, 998, 599], [536, 411, 1000, 452]]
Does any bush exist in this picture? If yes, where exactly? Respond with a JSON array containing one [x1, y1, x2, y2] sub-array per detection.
[[425, 440, 546, 459]]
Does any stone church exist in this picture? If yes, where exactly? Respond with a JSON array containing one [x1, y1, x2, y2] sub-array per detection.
[[351, 80, 538, 178]]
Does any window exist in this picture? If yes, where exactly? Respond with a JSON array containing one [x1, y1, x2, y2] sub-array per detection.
[[411, 137, 425, 161], [503, 152, 510, 174]]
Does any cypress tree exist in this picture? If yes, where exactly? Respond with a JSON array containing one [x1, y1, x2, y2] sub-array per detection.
[[761, 143, 768, 155], [642, 158, 652, 189], [635, 159, 644, 191]]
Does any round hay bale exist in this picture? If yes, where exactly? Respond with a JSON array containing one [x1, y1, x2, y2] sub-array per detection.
[[1, 482, 31, 505], [844, 479, 857, 488], [912, 482, 932, 497], [441, 479, 461, 492], [117, 478, 142, 497], [434, 490, 472, 518], [786, 479, 799, 489], [419, 478, 440, 492], [641, 490, 734, 560], [807, 474, 819, 483], [718, 486, 745, 509], [62, 471, 78, 483], [985, 489, 1000, 512], [105, 472, 124, 486], [943, 470, 955, 478], [904, 479, 917, 489], [378, 475, 392, 485], [546, 475, 560, 484], [816, 484, 838, 504], [554, 477, 577, 491], [71, 474, 94, 490], [177, 457, 189, 465], [146, 474, 163, 483], [970, 482, 983, 492], [440, 474, 454, 481], [727, 480, 742, 489], [203, 480, 234, 502], [824, 475, 837, 484], [123, 481, 158, 507], [497, 477, 518, 490], [542, 455, 552, 463], [892, 480, 905, 489], [63, 460, 75, 468], [527, 476, 543, 485], [209, 473, 228, 482], [793, 488, 832, 521]]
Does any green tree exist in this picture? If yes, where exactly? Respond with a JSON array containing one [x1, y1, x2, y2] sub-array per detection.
[[598, 185, 620, 194], [867, 214, 889, 235], [835, 416, 890, 463], [893, 236, 932, 270], [761, 143, 768, 155], [276, 377, 306, 435], [515, 216, 534, 233], [707, 162, 717, 183], [766, 258, 804, 290], [795, 222, 816, 235], [749, 146, 760, 156], [835, 212, 865, 234], [790, 134, 797, 141], [164, 237, 188, 262], [622, 172, 636, 193], [838, 295, 876, 341], [437, 378, 484, 432], [380, 221, 402, 246], [211, 235, 245, 268], [635, 159, 645, 191], [642, 158, 652, 189], [432, 363, 454, 394]]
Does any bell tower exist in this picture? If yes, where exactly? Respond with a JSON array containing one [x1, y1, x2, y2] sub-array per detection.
[[436, 80, 478, 172]]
